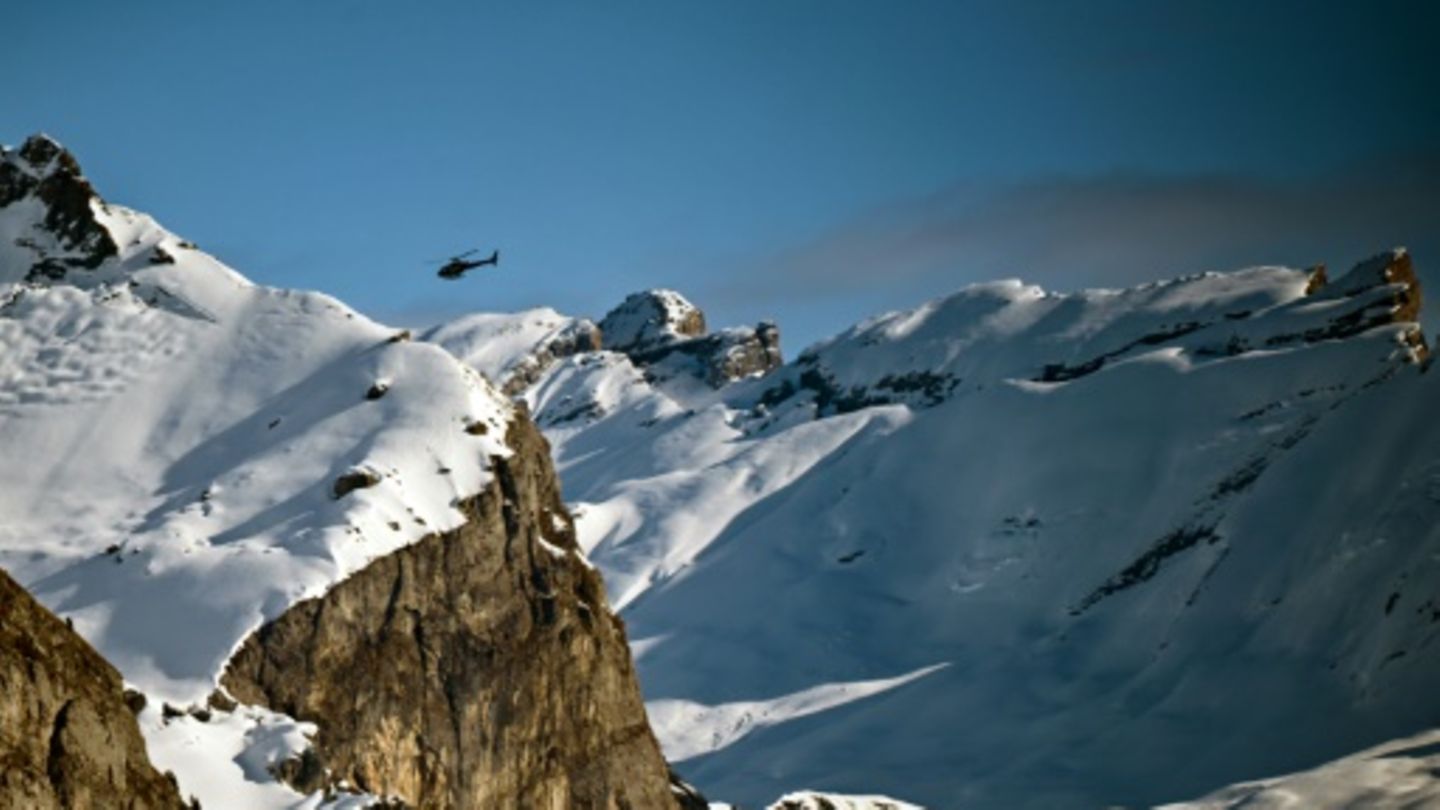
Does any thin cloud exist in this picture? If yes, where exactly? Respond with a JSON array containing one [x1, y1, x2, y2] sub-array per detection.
[[727, 151, 1440, 304]]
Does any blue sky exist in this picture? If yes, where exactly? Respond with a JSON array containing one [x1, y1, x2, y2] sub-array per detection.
[[5, 1, 1438, 351]]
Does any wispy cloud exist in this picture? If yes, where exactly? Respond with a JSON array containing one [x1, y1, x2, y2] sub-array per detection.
[[724, 150, 1440, 306]]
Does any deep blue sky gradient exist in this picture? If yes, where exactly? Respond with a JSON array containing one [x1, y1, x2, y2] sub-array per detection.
[[5, 1, 1438, 350]]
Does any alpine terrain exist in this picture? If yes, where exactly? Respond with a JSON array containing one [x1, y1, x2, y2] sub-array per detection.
[[2, 133, 1437, 810], [428, 245, 1440, 806], [0, 135, 696, 809]]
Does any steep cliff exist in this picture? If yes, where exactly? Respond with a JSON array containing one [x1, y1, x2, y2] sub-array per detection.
[[0, 568, 186, 810], [221, 415, 678, 809]]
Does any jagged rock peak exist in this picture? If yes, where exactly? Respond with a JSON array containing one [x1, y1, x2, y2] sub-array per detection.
[[594, 289, 783, 388], [1, 132, 118, 280], [1, 133, 93, 203], [598, 288, 707, 353]]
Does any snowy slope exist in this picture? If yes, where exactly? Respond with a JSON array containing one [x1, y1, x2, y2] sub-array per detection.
[[0, 136, 513, 808], [421, 306, 599, 394], [1163, 728, 1440, 809], [432, 253, 1437, 808]]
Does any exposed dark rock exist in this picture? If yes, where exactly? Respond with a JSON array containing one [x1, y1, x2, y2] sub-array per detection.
[[365, 382, 390, 400], [222, 416, 680, 809], [206, 691, 236, 713], [1, 134, 119, 282], [499, 319, 603, 396], [1071, 525, 1220, 615], [1268, 250, 1428, 360], [332, 467, 382, 499], [599, 290, 706, 354], [0, 567, 187, 809], [1037, 321, 1203, 383], [630, 322, 785, 389], [758, 366, 959, 417]]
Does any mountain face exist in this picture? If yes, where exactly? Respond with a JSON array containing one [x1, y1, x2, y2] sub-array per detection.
[[0, 568, 185, 810], [435, 251, 1437, 807], [0, 136, 682, 808], [220, 417, 675, 808]]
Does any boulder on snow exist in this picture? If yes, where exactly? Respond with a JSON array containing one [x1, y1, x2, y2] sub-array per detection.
[[332, 466, 382, 499]]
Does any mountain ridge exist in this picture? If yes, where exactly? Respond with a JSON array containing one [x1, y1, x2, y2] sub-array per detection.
[[428, 245, 1437, 807], [0, 135, 689, 808]]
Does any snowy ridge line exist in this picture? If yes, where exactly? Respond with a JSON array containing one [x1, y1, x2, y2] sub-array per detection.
[[426, 247, 1433, 808], [1160, 727, 1440, 809]]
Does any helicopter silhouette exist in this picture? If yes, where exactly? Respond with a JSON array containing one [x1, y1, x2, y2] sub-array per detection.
[[432, 248, 499, 280]]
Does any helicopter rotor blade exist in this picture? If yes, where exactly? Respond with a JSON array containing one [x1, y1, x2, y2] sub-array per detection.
[[424, 248, 479, 263]]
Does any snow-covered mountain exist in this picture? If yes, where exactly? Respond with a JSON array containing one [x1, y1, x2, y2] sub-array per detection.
[[6, 132, 1437, 809], [0, 135, 686, 809], [431, 252, 1438, 807]]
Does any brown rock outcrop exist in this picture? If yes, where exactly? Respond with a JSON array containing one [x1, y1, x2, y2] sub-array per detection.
[[1298, 249, 1427, 360], [629, 322, 785, 388], [0, 568, 187, 810], [500, 319, 604, 395], [222, 415, 681, 809], [598, 290, 707, 354]]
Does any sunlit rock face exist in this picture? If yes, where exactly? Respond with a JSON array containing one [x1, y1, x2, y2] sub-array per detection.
[[222, 417, 679, 809], [0, 568, 187, 810]]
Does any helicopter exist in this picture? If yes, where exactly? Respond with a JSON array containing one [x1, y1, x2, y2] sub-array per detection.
[[432, 248, 499, 280]]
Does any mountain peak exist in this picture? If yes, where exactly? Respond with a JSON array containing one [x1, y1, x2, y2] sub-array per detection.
[[598, 288, 707, 353], [13, 132, 83, 178], [1, 133, 116, 281]]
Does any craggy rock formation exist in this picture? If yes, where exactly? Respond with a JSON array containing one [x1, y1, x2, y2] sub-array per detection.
[[222, 415, 681, 809], [0, 568, 186, 810], [501, 319, 603, 395], [598, 289, 707, 354], [1303, 248, 1427, 359], [0, 134, 118, 281], [1033, 248, 1428, 383], [599, 290, 782, 389], [631, 322, 785, 388]]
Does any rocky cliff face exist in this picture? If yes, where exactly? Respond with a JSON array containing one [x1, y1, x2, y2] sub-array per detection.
[[0, 134, 118, 282], [0, 568, 186, 810], [221, 415, 681, 809], [501, 318, 604, 395], [595, 289, 782, 389], [598, 290, 707, 354]]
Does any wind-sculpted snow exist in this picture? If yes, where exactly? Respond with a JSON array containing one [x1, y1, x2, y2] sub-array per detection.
[[436, 252, 1436, 808]]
